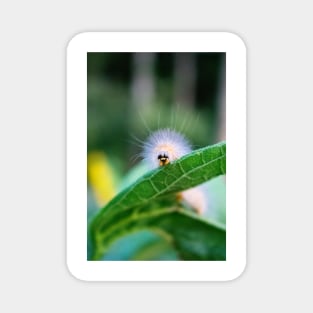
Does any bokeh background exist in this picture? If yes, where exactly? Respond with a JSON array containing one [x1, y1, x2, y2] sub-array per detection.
[[87, 52, 226, 260]]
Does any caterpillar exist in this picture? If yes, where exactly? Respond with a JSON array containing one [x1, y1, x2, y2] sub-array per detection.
[[141, 128, 208, 214]]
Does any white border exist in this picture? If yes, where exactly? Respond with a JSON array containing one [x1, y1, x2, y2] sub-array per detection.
[[66, 32, 246, 281]]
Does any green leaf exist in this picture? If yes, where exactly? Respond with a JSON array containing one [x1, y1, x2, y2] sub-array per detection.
[[89, 141, 226, 260], [102, 230, 179, 261]]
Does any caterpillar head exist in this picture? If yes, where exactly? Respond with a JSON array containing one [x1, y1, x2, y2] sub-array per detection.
[[157, 152, 170, 166], [142, 128, 191, 169]]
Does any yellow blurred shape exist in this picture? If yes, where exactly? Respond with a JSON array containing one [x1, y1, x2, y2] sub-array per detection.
[[88, 152, 116, 207]]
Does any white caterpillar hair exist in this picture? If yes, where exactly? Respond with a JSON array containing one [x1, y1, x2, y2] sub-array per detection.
[[142, 128, 191, 169], [141, 128, 208, 214]]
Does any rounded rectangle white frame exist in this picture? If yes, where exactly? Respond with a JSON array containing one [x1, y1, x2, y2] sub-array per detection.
[[67, 32, 246, 281]]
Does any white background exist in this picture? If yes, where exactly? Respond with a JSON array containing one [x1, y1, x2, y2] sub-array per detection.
[[0, 0, 312, 312]]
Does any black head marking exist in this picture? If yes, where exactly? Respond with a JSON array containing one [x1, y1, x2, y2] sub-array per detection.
[[158, 153, 168, 160]]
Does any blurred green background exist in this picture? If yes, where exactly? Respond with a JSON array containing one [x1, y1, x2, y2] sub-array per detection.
[[87, 52, 226, 260]]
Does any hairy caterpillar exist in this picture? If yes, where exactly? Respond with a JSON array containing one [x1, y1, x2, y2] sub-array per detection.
[[141, 128, 208, 214]]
